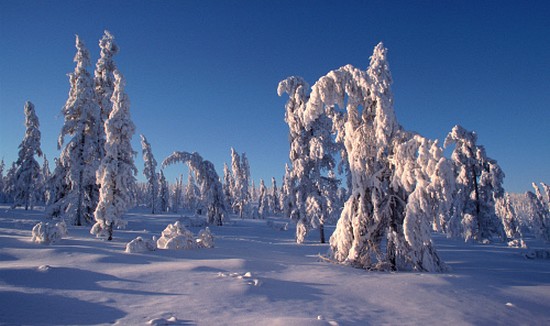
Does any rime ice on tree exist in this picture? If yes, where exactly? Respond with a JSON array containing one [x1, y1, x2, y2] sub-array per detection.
[[91, 70, 137, 240], [12, 101, 43, 210], [163, 152, 228, 226], [55, 35, 102, 226], [279, 43, 447, 271]]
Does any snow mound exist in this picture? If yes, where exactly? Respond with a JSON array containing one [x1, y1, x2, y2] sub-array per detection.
[[125, 236, 157, 253], [157, 221, 196, 250], [196, 227, 214, 248], [507, 239, 527, 248], [31, 220, 67, 244], [147, 316, 183, 325]]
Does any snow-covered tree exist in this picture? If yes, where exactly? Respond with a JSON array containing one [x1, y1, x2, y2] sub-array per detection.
[[12, 101, 43, 210], [94, 30, 119, 159], [45, 158, 70, 217], [2, 163, 17, 204], [444, 125, 505, 242], [171, 174, 184, 213], [56, 35, 102, 225], [496, 193, 524, 246], [280, 163, 295, 219], [163, 151, 227, 225], [229, 148, 251, 218], [91, 70, 137, 240], [280, 43, 446, 271], [140, 134, 158, 214], [278, 73, 341, 243], [526, 182, 550, 241], [158, 171, 169, 213], [269, 177, 280, 214], [184, 168, 199, 213], [36, 155, 51, 205], [0, 159, 5, 203], [223, 162, 234, 210], [257, 178, 269, 219]]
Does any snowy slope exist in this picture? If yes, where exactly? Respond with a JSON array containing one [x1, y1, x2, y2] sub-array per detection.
[[1, 206, 549, 325]]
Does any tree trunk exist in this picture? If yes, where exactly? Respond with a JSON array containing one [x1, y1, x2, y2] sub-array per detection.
[[319, 223, 325, 243]]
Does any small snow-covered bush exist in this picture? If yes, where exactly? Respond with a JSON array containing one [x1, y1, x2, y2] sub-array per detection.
[[31, 220, 67, 244], [196, 227, 214, 248], [125, 236, 157, 253], [157, 221, 196, 250]]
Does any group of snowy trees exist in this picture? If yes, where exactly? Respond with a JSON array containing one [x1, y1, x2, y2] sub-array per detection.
[[278, 42, 548, 271], [1, 31, 137, 240], [2, 33, 548, 271]]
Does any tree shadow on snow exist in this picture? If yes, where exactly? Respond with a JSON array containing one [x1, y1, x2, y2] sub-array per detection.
[[0, 291, 126, 325], [0, 266, 180, 296], [246, 277, 325, 303]]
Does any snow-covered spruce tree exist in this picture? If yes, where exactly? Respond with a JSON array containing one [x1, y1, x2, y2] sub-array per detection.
[[94, 30, 119, 159], [527, 182, 550, 241], [91, 70, 137, 240], [280, 163, 295, 219], [278, 75, 340, 243], [38, 156, 52, 205], [281, 43, 447, 271], [223, 162, 234, 210], [241, 153, 252, 214], [391, 135, 453, 271], [0, 159, 5, 203], [171, 174, 183, 213], [444, 125, 505, 242], [140, 134, 159, 214], [163, 152, 228, 225], [3, 163, 17, 204], [229, 148, 251, 218], [56, 35, 102, 225], [12, 101, 43, 210], [184, 168, 199, 213], [158, 171, 169, 213], [269, 177, 281, 214], [45, 158, 70, 217], [257, 178, 269, 219], [496, 193, 524, 246]]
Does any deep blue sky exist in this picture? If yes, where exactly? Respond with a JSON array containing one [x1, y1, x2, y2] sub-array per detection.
[[1, 0, 549, 193]]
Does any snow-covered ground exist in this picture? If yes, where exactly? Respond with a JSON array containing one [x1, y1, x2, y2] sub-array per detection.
[[1, 206, 549, 325]]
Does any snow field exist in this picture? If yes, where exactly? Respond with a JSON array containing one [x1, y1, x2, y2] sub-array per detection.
[[1, 206, 549, 325]]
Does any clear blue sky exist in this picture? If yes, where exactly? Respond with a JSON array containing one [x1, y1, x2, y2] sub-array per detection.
[[1, 0, 549, 193]]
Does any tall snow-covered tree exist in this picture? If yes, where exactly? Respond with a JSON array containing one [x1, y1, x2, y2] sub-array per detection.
[[444, 125, 505, 242], [140, 134, 158, 214], [56, 35, 102, 225], [91, 70, 137, 240], [45, 158, 70, 217], [526, 182, 550, 241], [280, 163, 295, 219], [171, 174, 184, 213], [229, 148, 251, 218], [223, 162, 234, 210], [94, 30, 119, 159], [269, 177, 280, 214], [278, 73, 347, 244], [496, 193, 523, 245], [163, 151, 227, 225], [12, 101, 43, 210], [0, 159, 5, 203], [257, 178, 269, 219], [184, 168, 199, 212], [158, 171, 169, 213], [280, 43, 446, 271]]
